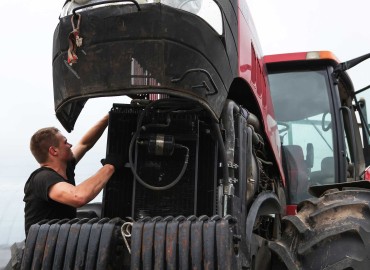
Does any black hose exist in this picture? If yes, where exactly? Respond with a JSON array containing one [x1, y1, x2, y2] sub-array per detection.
[[247, 113, 261, 134], [221, 100, 240, 165], [128, 98, 193, 191], [128, 131, 189, 190]]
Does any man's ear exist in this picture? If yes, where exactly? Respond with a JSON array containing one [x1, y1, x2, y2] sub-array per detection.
[[49, 146, 58, 156]]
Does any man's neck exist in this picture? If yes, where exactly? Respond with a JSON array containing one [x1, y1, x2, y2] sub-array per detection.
[[40, 161, 68, 179]]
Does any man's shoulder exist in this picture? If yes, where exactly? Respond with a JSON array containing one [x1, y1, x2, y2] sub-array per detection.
[[24, 167, 66, 198], [30, 167, 58, 179], [25, 167, 63, 188]]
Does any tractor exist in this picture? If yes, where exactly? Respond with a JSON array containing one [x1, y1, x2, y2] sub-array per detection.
[[17, 0, 370, 269], [264, 51, 370, 269]]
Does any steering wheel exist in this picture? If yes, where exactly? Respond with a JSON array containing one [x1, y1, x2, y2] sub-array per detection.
[[322, 112, 332, 132], [278, 122, 289, 134]]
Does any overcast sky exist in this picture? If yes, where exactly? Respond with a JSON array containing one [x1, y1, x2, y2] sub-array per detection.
[[0, 1, 124, 183], [248, 0, 370, 89], [1, 0, 370, 247]]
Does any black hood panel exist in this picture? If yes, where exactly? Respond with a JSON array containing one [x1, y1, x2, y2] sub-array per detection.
[[53, 3, 235, 131]]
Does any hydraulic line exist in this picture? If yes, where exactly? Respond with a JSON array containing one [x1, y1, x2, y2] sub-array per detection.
[[128, 130, 189, 191], [128, 98, 193, 191]]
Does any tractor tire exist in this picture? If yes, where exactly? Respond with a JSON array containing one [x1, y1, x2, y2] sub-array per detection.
[[269, 188, 370, 270]]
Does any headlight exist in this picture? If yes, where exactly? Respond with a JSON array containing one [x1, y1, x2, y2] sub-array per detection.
[[60, 0, 223, 35], [161, 0, 222, 34]]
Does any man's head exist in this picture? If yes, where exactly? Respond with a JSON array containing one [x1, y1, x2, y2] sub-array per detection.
[[30, 127, 73, 164]]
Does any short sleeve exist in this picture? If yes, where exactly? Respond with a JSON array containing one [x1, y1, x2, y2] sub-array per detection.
[[32, 169, 66, 201]]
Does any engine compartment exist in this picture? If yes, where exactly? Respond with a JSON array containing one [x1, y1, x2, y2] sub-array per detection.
[[102, 100, 218, 219]]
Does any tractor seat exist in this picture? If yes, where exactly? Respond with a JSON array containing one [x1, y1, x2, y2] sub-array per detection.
[[282, 145, 310, 203], [310, 157, 335, 185]]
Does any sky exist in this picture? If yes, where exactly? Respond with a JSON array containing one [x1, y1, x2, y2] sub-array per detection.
[[1, 0, 370, 254], [248, 0, 370, 90]]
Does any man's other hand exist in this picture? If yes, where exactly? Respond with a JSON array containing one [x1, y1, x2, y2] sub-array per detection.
[[101, 154, 123, 171]]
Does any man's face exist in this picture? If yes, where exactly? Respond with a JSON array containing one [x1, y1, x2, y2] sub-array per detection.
[[54, 132, 74, 161]]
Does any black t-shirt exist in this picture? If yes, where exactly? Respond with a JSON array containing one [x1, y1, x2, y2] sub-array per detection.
[[23, 160, 77, 235]]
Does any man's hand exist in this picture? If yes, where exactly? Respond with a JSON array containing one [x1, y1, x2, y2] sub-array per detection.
[[101, 154, 123, 171]]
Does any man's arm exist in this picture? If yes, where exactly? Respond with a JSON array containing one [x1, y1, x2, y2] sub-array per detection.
[[48, 164, 115, 208], [72, 114, 109, 164]]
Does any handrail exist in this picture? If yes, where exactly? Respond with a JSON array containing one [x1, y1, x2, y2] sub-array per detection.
[[340, 106, 358, 180]]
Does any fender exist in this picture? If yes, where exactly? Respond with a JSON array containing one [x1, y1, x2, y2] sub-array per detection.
[[245, 191, 282, 255], [309, 180, 370, 197]]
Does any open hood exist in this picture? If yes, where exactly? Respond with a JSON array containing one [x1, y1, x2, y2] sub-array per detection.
[[53, 2, 232, 132]]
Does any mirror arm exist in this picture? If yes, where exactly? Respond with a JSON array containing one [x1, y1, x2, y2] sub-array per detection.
[[355, 84, 370, 95], [333, 52, 370, 80]]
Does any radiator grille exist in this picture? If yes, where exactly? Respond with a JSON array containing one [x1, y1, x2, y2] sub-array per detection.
[[102, 103, 218, 219]]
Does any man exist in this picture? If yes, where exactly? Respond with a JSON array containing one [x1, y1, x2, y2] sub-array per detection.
[[23, 114, 118, 235]]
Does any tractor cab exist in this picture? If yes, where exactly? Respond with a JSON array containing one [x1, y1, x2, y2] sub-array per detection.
[[264, 51, 370, 206]]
